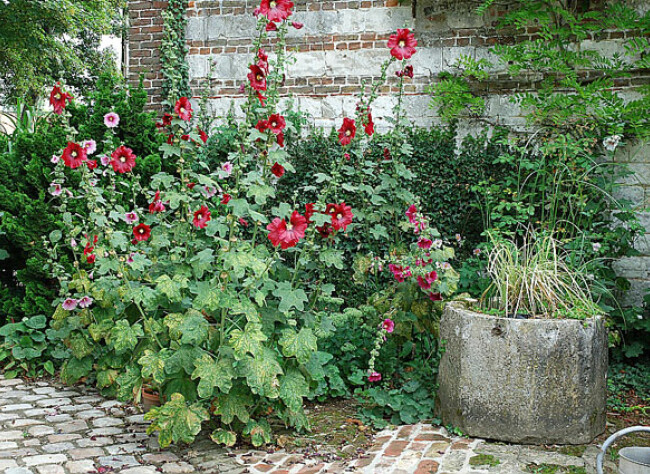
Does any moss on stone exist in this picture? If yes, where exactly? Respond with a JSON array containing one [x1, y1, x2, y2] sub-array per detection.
[[469, 454, 501, 467], [525, 463, 586, 474]]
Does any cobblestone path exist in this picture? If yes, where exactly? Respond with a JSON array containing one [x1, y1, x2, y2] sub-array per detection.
[[0, 376, 609, 474]]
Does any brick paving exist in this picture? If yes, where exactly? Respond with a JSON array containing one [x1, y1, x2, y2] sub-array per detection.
[[0, 376, 610, 474]]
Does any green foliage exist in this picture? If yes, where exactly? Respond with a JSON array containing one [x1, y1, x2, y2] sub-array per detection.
[[0, 0, 123, 104], [0, 314, 65, 378], [160, 0, 190, 104]]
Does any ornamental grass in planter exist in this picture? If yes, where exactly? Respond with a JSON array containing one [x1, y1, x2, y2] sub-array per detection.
[[438, 232, 608, 445]]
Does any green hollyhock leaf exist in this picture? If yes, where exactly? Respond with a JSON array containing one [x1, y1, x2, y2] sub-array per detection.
[[164, 313, 185, 340], [109, 320, 144, 355], [305, 351, 333, 382], [88, 319, 113, 342], [138, 349, 168, 385], [179, 309, 209, 345], [25, 315, 47, 329], [145, 393, 209, 448], [318, 248, 344, 269], [279, 369, 309, 412], [247, 183, 275, 205], [165, 345, 203, 376], [96, 369, 119, 389], [214, 385, 253, 424], [155, 274, 188, 302], [191, 354, 235, 398], [211, 429, 237, 447], [192, 281, 222, 311], [190, 249, 214, 279], [116, 365, 142, 402], [279, 328, 318, 364], [273, 281, 308, 313], [229, 322, 267, 359], [244, 419, 272, 447], [68, 332, 95, 359], [60, 356, 92, 385], [240, 347, 283, 398]]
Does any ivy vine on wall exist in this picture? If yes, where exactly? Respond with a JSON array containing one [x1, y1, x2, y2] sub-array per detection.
[[161, 0, 191, 104]]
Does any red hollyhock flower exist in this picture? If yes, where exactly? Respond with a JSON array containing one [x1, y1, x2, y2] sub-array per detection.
[[248, 65, 267, 91], [277, 132, 285, 147], [221, 193, 231, 205], [317, 223, 334, 239], [292, 21, 304, 29], [368, 371, 382, 382], [187, 182, 197, 190], [305, 203, 316, 224], [174, 97, 193, 121], [266, 21, 278, 31], [110, 146, 137, 173], [167, 134, 175, 145], [181, 134, 190, 141], [49, 84, 72, 115], [428, 292, 442, 301], [268, 114, 286, 135], [327, 202, 354, 231], [239, 218, 249, 227], [388, 263, 411, 282], [193, 205, 212, 229], [162, 113, 173, 126], [257, 92, 267, 106], [133, 223, 151, 242], [404, 65, 414, 78], [387, 29, 417, 60], [256, 119, 270, 132], [364, 112, 375, 136], [338, 118, 356, 146], [198, 128, 208, 144], [405, 204, 418, 224], [86, 254, 96, 264], [61, 142, 87, 169], [271, 162, 285, 178], [86, 159, 98, 170], [267, 211, 308, 249], [257, 49, 269, 72], [258, 0, 294, 22]]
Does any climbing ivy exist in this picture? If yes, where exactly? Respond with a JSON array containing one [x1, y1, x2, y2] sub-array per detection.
[[160, 0, 190, 104]]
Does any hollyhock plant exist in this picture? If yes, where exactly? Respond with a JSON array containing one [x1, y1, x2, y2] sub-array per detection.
[[221, 193, 231, 205], [368, 372, 382, 382], [125, 211, 138, 224], [78, 296, 93, 308], [149, 191, 166, 213], [268, 114, 286, 134], [338, 118, 356, 146], [327, 202, 354, 231], [221, 162, 233, 176], [387, 28, 417, 60], [49, 183, 62, 196], [82, 140, 97, 155], [104, 112, 120, 128], [364, 112, 375, 136], [62, 142, 87, 169], [193, 205, 212, 229], [50, 84, 72, 114], [174, 97, 193, 121], [62, 298, 78, 311], [110, 146, 137, 174], [382, 318, 395, 333]]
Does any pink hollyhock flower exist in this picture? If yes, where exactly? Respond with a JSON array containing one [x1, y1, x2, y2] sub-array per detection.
[[473, 248, 481, 256], [248, 65, 267, 91], [292, 21, 304, 29], [417, 275, 432, 290], [193, 205, 212, 229], [387, 29, 417, 60], [414, 220, 426, 234], [388, 264, 411, 282], [62, 142, 87, 169], [100, 155, 111, 166], [405, 204, 418, 224], [70, 238, 77, 248], [125, 211, 138, 224], [239, 218, 249, 227], [271, 162, 285, 178], [78, 296, 93, 308], [221, 161, 233, 176], [268, 114, 286, 135], [49, 183, 62, 196], [104, 112, 120, 128], [440, 262, 451, 270], [368, 372, 382, 382], [433, 239, 443, 248], [203, 186, 217, 198], [267, 211, 308, 249], [327, 202, 354, 231], [49, 84, 72, 115], [382, 318, 395, 333], [174, 97, 193, 121], [127, 253, 135, 264], [258, 0, 294, 22], [455, 233, 462, 243], [133, 223, 152, 242], [82, 140, 97, 155], [418, 237, 433, 249], [149, 191, 166, 213], [110, 146, 137, 173], [338, 118, 356, 146], [62, 298, 78, 311], [51, 154, 60, 164]]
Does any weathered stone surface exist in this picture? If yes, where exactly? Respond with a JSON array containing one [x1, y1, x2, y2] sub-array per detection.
[[438, 303, 608, 444]]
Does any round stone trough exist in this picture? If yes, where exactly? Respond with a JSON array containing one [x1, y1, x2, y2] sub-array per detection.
[[437, 302, 607, 445]]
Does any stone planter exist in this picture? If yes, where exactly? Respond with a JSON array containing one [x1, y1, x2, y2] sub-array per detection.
[[437, 302, 607, 445]]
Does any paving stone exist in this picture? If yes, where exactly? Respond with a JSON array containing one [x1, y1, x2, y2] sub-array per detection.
[[12, 419, 43, 427], [54, 419, 87, 433], [98, 454, 140, 468], [120, 467, 159, 474], [75, 409, 105, 419], [36, 398, 72, 408], [93, 416, 124, 427], [35, 465, 65, 474], [0, 459, 19, 469], [65, 460, 97, 474], [74, 395, 103, 403], [162, 462, 195, 473], [44, 414, 73, 423], [6, 468, 35, 474], [105, 442, 147, 455], [24, 439, 42, 447], [88, 427, 124, 436], [42, 442, 76, 453], [47, 434, 82, 443], [24, 454, 68, 466], [76, 436, 115, 447], [1, 403, 33, 412], [69, 446, 105, 459], [0, 430, 25, 441], [142, 452, 180, 463], [0, 441, 19, 449], [28, 425, 56, 437]]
